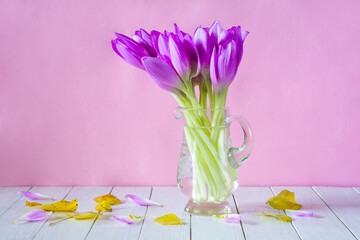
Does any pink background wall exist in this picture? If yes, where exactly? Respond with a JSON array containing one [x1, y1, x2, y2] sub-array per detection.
[[1, 0, 359, 187]]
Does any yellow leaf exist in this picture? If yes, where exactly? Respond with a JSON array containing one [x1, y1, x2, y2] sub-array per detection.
[[73, 212, 99, 220], [95, 201, 112, 212], [25, 200, 42, 207], [65, 213, 79, 218], [49, 214, 78, 226], [266, 190, 302, 210], [154, 213, 183, 225], [94, 194, 120, 205], [26, 199, 78, 212], [258, 211, 292, 222]]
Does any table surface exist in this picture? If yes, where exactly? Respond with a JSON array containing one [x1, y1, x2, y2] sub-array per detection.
[[0, 186, 359, 240]]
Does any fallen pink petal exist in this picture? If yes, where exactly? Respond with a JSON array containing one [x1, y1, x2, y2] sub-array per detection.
[[125, 194, 163, 207], [213, 214, 241, 223], [286, 210, 314, 217], [113, 215, 144, 225], [13, 211, 53, 224], [18, 191, 55, 200]]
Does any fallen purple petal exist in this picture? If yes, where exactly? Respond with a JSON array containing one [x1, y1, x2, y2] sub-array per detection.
[[125, 194, 163, 207], [113, 215, 144, 225], [213, 214, 241, 223], [18, 191, 55, 200], [224, 214, 242, 223], [286, 210, 314, 217], [13, 211, 53, 224]]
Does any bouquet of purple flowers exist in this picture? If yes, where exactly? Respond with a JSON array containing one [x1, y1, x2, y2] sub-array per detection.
[[112, 21, 249, 203]]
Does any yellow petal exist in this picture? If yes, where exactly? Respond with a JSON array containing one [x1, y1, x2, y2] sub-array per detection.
[[95, 201, 112, 212], [73, 212, 100, 220], [26, 199, 78, 212], [266, 190, 302, 210], [25, 200, 42, 207], [94, 194, 120, 205], [154, 213, 183, 225], [258, 211, 292, 222]]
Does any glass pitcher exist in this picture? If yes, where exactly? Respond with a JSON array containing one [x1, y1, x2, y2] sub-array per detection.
[[174, 107, 254, 215]]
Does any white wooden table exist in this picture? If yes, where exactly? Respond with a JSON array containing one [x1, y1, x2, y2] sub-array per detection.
[[0, 186, 359, 240]]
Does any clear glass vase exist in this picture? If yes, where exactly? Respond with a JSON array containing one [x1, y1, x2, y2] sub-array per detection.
[[174, 107, 254, 215]]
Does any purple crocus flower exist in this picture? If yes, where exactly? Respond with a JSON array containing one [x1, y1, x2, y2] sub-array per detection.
[[182, 34, 201, 78], [193, 26, 214, 76], [141, 57, 182, 94], [172, 24, 201, 78], [151, 26, 200, 81], [210, 40, 239, 91], [169, 33, 191, 80], [132, 29, 157, 57], [227, 26, 248, 65], [112, 30, 157, 70], [208, 21, 249, 91]]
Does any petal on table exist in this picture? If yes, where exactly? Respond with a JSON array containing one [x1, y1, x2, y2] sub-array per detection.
[[125, 194, 163, 207], [113, 215, 144, 225], [213, 214, 241, 223], [18, 191, 55, 201], [286, 210, 313, 217], [13, 211, 53, 224]]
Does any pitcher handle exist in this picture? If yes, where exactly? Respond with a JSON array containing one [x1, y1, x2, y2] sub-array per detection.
[[225, 115, 254, 169]]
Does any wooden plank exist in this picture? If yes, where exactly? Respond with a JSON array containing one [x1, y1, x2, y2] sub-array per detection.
[[0, 187, 31, 216], [272, 187, 357, 240], [86, 187, 152, 240], [233, 187, 300, 240], [139, 187, 190, 240], [313, 187, 360, 239], [0, 187, 71, 240], [354, 188, 360, 195], [191, 195, 245, 240], [34, 186, 112, 240]]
